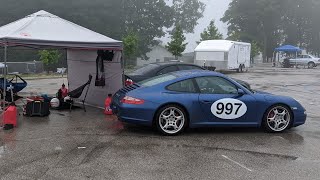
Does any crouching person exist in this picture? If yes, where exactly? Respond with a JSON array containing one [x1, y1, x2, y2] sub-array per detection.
[[51, 83, 72, 110]]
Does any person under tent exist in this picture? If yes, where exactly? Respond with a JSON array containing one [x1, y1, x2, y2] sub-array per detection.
[[57, 83, 68, 99]]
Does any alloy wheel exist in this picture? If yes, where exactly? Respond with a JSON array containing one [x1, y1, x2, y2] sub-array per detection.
[[266, 106, 291, 132], [158, 107, 185, 135]]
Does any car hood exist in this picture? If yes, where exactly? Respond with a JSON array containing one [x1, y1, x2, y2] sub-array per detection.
[[254, 90, 272, 94]]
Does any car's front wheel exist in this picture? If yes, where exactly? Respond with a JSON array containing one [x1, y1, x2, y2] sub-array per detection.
[[308, 62, 315, 69], [263, 105, 292, 132], [155, 105, 187, 135]]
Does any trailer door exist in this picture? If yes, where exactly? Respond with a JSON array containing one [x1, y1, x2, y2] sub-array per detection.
[[237, 45, 246, 64]]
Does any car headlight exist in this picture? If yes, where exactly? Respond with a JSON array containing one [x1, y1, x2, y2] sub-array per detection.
[[304, 111, 307, 115]]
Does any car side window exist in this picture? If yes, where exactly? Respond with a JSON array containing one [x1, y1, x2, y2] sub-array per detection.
[[167, 79, 197, 93], [195, 76, 238, 94], [178, 65, 203, 71], [157, 65, 178, 75]]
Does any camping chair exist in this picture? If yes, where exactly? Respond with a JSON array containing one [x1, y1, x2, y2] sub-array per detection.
[[67, 74, 93, 112]]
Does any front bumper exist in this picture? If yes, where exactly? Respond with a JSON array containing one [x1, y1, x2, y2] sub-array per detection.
[[292, 110, 307, 127]]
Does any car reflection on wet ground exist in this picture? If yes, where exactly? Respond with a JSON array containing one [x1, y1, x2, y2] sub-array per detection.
[[0, 65, 320, 180]]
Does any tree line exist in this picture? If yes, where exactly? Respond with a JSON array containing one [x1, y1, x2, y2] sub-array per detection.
[[1, 0, 319, 67], [222, 0, 320, 61], [0, 0, 205, 69], [167, 0, 320, 62]]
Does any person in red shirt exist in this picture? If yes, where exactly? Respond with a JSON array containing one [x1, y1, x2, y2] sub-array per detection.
[[57, 83, 68, 99]]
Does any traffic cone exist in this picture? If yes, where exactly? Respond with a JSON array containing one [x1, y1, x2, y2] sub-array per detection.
[[104, 94, 113, 115]]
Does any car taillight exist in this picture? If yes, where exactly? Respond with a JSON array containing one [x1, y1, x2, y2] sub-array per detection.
[[125, 78, 134, 86], [121, 96, 144, 105]]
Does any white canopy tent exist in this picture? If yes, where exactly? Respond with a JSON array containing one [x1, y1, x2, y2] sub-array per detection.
[[0, 10, 123, 107]]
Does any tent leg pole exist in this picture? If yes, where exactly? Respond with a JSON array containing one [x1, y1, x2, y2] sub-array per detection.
[[296, 51, 298, 68], [121, 51, 125, 87], [3, 45, 7, 109]]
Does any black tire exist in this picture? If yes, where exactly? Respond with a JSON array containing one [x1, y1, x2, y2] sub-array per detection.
[[242, 65, 246, 72], [155, 104, 188, 135], [262, 104, 293, 133], [308, 62, 315, 69], [238, 65, 243, 73]]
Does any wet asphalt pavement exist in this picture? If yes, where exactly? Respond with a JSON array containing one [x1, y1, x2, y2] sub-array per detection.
[[0, 65, 320, 180]]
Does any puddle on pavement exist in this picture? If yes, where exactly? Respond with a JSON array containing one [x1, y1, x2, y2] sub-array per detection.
[[104, 117, 124, 130], [0, 145, 5, 158]]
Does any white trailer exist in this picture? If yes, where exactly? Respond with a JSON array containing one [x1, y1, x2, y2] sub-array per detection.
[[194, 40, 251, 72]]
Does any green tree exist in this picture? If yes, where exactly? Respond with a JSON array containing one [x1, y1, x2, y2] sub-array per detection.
[[122, 32, 139, 67], [222, 0, 284, 61], [222, 0, 320, 60], [0, 0, 205, 61], [250, 41, 261, 62], [166, 25, 187, 59], [198, 20, 223, 43], [38, 50, 61, 72], [172, 0, 205, 33]]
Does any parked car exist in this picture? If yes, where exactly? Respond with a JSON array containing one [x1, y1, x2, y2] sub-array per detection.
[[112, 70, 306, 135], [125, 62, 252, 90], [288, 54, 320, 68]]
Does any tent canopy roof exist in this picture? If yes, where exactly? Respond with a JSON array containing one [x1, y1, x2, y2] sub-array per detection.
[[0, 10, 122, 50], [195, 40, 251, 52], [275, 45, 301, 52]]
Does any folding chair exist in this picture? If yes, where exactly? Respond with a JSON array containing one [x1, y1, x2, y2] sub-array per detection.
[[67, 74, 93, 112]]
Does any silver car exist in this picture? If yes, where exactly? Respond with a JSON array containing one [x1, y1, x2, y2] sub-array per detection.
[[289, 54, 320, 68]]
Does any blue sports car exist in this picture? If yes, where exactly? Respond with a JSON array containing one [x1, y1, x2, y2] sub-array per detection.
[[112, 70, 307, 135]]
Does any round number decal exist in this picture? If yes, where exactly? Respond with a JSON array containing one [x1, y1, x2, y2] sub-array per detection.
[[211, 98, 247, 119]]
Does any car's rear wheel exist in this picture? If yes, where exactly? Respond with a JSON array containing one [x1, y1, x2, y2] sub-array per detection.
[[155, 105, 187, 135], [308, 62, 315, 69], [263, 105, 292, 133], [237, 64, 243, 73]]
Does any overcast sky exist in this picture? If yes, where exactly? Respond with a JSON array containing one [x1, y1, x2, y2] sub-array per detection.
[[162, 0, 231, 52]]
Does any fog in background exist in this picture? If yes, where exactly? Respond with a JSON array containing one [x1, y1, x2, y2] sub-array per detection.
[[162, 0, 231, 52]]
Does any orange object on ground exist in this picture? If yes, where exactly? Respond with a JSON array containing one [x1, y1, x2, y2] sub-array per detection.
[[3, 105, 17, 127], [104, 94, 113, 115]]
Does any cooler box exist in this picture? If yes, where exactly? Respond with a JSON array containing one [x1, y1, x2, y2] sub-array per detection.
[[24, 97, 50, 117]]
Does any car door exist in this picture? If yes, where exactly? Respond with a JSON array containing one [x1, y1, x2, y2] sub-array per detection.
[[291, 55, 301, 65], [297, 55, 308, 65], [195, 76, 258, 126], [298, 55, 309, 65], [303, 55, 312, 65]]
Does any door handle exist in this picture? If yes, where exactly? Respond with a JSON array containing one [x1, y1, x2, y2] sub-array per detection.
[[201, 100, 212, 104]]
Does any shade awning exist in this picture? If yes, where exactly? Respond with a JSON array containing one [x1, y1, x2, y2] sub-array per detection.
[[0, 10, 122, 50], [275, 45, 301, 52]]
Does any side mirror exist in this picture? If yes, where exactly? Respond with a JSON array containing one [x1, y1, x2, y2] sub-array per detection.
[[237, 89, 245, 96]]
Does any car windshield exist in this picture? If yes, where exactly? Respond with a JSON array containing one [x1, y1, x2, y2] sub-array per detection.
[[139, 74, 177, 87], [130, 64, 159, 75]]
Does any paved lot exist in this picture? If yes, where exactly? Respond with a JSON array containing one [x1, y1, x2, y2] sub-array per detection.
[[0, 66, 320, 180]]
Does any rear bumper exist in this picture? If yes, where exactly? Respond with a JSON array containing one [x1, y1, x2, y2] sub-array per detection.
[[111, 101, 157, 126]]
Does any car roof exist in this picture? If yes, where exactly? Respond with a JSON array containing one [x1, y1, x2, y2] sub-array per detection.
[[170, 69, 222, 79], [147, 62, 202, 66]]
